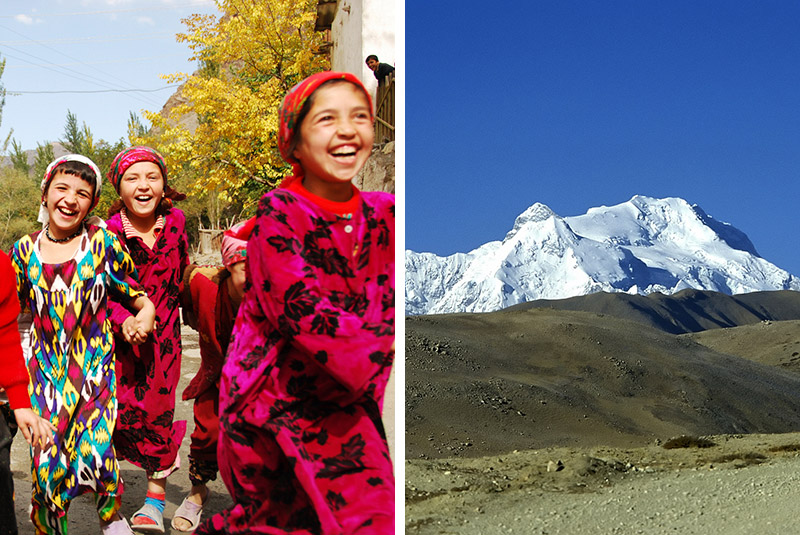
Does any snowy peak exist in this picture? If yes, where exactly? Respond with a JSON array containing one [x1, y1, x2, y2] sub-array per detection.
[[406, 196, 799, 315], [504, 202, 558, 242]]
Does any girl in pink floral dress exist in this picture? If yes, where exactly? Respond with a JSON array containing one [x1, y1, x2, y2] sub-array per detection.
[[197, 71, 395, 534], [105, 147, 189, 532]]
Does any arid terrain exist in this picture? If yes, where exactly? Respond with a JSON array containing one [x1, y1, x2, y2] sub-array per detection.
[[406, 290, 800, 534]]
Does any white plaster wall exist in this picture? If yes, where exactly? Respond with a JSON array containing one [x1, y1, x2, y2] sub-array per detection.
[[331, 0, 396, 100]]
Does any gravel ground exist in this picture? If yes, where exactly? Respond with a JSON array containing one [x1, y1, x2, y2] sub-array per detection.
[[457, 458, 800, 535], [407, 432, 800, 535]]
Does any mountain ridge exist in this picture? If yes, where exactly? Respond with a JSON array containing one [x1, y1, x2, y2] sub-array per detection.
[[406, 195, 800, 315]]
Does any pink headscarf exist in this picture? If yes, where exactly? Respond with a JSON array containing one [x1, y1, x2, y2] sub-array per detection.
[[220, 218, 255, 268], [277, 71, 373, 188], [107, 146, 169, 192]]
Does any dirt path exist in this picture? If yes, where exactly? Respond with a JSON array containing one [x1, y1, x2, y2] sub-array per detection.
[[11, 325, 396, 533], [406, 432, 800, 535]]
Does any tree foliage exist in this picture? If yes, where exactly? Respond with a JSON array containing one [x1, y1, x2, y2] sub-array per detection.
[[0, 166, 39, 251], [0, 54, 12, 153], [32, 143, 55, 183], [140, 0, 329, 216], [57, 110, 126, 217], [8, 140, 30, 176]]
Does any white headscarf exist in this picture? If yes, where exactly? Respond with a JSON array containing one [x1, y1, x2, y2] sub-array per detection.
[[38, 154, 103, 225]]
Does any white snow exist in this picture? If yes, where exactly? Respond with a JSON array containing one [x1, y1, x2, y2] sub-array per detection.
[[405, 195, 800, 315]]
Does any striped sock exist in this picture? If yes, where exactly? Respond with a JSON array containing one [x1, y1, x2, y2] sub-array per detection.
[[136, 491, 166, 525]]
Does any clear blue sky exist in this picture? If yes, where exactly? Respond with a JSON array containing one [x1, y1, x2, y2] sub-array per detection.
[[406, 1, 800, 277], [0, 0, 219, 150]]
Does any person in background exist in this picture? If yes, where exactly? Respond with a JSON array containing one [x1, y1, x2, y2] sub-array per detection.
[[365, 54, 395, 86], [171, 221, 250, 532], [196, 71, 396, 534]]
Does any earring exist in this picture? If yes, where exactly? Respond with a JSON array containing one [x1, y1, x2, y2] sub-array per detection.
[[41, 201, 46, 207]]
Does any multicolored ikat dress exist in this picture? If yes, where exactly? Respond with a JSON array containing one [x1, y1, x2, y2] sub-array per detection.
[[106, 208, 189, 476], [197, 188, 396, 535], [10, 225, 144, 518]]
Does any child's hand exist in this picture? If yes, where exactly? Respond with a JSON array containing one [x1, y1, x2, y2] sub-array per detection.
[[14, 408, 56, 448], [121, 316, 140, 345], [135, 298, 156, 336], [132, 318, 152, 344], [125, 296, 156, 345]]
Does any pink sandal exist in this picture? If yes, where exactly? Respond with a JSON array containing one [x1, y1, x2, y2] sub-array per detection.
[[101, 513, 134, 535], [171, 489, 210, 532]]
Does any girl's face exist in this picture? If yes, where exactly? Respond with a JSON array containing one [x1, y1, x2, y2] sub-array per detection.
[[228, 260, 247, 299], [45, 171, 94, 234], [118, 161, 165, 221], [293, 82, 374, 199]]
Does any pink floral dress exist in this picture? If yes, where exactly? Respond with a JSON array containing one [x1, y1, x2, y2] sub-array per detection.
[[106, 208, 189, 475], [197, 188, 395, 535]]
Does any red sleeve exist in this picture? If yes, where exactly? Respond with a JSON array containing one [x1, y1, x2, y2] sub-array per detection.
[[0, 250, 30, 409], [182, 270, 225, 401]]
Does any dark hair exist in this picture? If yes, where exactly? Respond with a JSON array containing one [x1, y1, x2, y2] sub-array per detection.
[[285, 79, 371, 161], [43, 160, 97, 199], [365, 54, 379, 63]]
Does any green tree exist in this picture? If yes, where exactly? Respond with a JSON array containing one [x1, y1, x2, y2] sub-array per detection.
[[128, 112, 149, 140], [55, 111, 126, 217], [0, 166, 39, 250], [142, 0, 328, 213], [61, 110, 87, 154], [9, 139, 31, 176], [33, 143, 55, 182], [0, 53, 12, 153]]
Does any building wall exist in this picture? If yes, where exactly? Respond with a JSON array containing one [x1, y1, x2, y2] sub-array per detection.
[[330, 0, 395, 99]]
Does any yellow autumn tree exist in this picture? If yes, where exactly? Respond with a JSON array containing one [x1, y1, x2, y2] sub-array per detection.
[[141, 0, 328, 210]]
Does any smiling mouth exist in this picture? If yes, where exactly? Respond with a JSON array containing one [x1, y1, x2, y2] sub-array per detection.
[[331, 147, 359, 159], [57, 207, 79, 217], [135, 195, 153, 202]]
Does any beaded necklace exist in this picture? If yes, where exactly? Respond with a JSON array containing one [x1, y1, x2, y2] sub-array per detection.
[[44, 223, 83, 243]]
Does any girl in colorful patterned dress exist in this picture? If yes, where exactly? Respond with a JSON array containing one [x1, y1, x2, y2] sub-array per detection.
[[11, 155, 156, 535], [197, 71, 396, 535], [171, 222, 250, 532], [105, 147, 189, 533]]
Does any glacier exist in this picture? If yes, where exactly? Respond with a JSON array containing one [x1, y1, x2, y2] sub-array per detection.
[[405, 195, 800, 315]]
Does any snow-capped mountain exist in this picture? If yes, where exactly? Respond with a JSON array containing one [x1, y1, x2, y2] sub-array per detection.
[[405, 196, 800, 315]]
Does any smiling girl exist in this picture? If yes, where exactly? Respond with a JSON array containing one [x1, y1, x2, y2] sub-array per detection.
[[105, 147, 189, 533], [196, 71, 395, 535], [11, 154, 155, 535]]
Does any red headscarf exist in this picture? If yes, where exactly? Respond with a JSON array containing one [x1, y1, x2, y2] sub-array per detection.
[[220, 218, 254, 267], [107, 146, 169, 192], [277, 71, 373, 188]]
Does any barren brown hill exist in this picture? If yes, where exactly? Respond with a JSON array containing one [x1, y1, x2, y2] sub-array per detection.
[[688, 318, 800, 372], [406, 308, 800, 460], [507, 289, 800, 334]]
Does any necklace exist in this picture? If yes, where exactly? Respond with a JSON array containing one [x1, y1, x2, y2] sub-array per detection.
[[44, 223, 83, 243]]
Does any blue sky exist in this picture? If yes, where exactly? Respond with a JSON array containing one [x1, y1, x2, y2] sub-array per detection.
[[0, 0, 219, 150], [406, 1, 800, 277]]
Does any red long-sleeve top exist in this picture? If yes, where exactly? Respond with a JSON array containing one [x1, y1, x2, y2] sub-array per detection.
[[0, 249, 30, 409]]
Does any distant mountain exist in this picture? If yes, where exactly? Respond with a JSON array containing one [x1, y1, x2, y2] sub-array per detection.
[[406, 196, 800, 315], [0, 142, 67, 171]]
